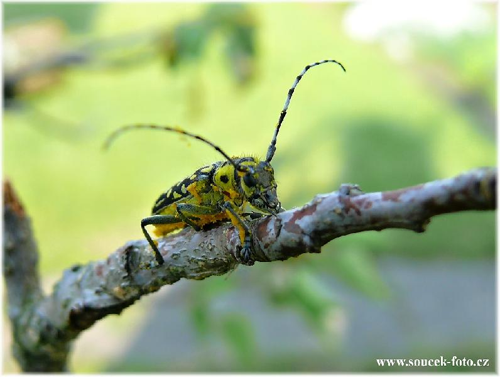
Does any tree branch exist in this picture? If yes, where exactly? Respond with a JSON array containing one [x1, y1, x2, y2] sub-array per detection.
[[3, 167, 496, 371], [3, 181, 68, 372]]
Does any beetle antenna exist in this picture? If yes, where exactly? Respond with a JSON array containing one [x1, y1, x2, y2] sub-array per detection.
[[265, 59, 346, 163], [104, 124, 248, 172]]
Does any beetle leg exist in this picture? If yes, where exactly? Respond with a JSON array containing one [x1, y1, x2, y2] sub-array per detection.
[[242, 212, 266, 220], [141, 215, 180, 265], [222, 202, 254, 266], [175, 208, 202, 230], [176, 203, 221, 230]]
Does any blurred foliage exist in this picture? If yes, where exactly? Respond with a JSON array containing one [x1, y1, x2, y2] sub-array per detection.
[[340, 118, 435, 191], [4, 3, 257, 128], [415, 24, 496, 107], [188, 274, 235, 339], [325, 246, 391, 299], [163, 3, 257, 85], [407, 30, 496, 139], [4, 3, 98, 33], [3, 2, 495, 373], [219, 313, 257, 368], [268, 266, 340, 333]]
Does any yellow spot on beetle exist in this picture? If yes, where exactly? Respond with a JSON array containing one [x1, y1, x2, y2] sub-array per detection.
[[153, 223, 185, 237], [200, 166, 213, 173], [187, 182, 203, 204]]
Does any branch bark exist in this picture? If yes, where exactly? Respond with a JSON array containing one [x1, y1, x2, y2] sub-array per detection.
[[3, 167, 496, 372]]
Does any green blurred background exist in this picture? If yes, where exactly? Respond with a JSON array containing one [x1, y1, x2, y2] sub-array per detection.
[[3, 2, 496, 373]]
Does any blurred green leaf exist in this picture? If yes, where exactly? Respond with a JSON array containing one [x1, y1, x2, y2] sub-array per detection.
[[219, 313, 256, 368], [163, 3, 257, 85], [329, 247, 391, 299], [204, 3, 251, 29], [4, 3, 99, 33], [225, 22, 257, 85], [340, 118, 435, 192], [269, 267, 340, 332], [189, 276, 237, 338], [167, 20, 211, 68]]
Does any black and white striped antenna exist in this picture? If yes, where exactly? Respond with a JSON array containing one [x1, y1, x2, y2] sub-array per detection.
[[104, 124, 249, 172], [265, 59, 346, 163]]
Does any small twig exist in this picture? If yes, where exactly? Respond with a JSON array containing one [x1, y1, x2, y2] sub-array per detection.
[[3, 167, 496, 372]]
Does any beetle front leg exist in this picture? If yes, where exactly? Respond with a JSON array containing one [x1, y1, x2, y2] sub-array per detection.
[[222, 202, 254, 266]]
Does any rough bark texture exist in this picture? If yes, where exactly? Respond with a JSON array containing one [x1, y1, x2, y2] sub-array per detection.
[[4, 181, 69, 372], [3, 167, 496, 372]]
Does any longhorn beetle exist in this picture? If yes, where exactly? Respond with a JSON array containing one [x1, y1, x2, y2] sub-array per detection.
[[104, 59, 345, 266]]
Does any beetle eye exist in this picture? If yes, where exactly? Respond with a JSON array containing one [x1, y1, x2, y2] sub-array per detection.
[[243, 174, 257, 187]]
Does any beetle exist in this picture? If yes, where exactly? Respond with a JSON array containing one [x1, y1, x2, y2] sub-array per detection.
[[104, 59, 345, 265]]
